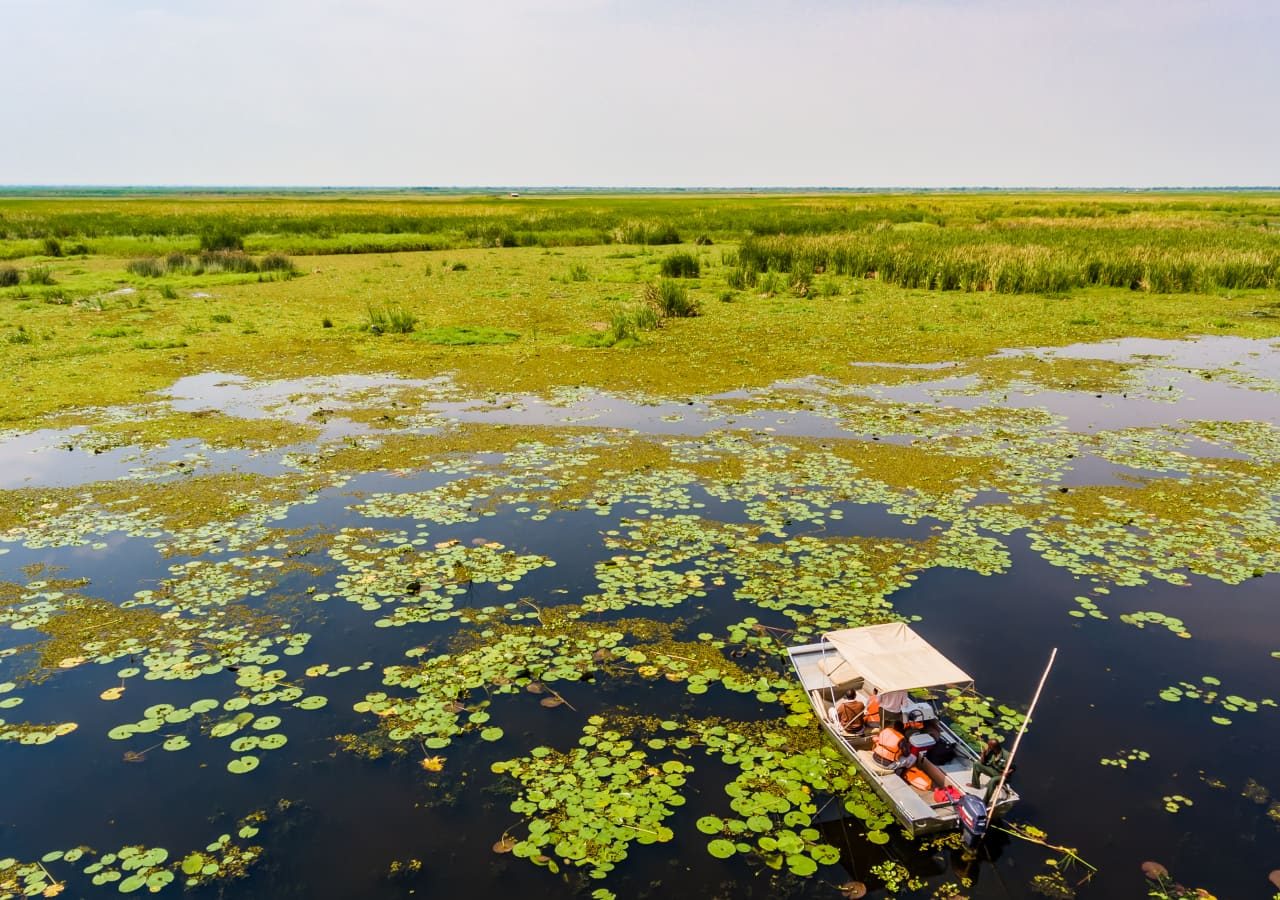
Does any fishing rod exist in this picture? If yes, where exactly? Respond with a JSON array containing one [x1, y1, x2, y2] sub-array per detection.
[[987, 647, 1058, 820], [954, 647, 1057, 850]]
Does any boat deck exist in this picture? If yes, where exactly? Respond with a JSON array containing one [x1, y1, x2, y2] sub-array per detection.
[[789, 641, 1018, 836]]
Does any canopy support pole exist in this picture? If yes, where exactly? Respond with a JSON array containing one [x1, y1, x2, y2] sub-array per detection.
[[819, 638, 836, 708], [986, 647, 1057, 819]]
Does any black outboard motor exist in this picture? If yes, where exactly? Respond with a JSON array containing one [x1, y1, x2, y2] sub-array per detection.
[[956, 794, 989, 848]]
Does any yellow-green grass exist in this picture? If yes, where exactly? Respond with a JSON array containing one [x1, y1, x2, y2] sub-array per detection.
[[3, 191, 1279, 260], [2, 193, 1280, 428], [3, 242, 1279, 426]]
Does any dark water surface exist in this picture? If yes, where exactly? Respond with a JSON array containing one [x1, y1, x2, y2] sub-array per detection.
[[2, 339, 1279, 899]]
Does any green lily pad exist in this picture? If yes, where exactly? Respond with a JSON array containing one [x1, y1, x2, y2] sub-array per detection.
[[707, 839, 736, 859], [696, 816, 724, 834], [227, 755, 260, 775], [787, 854, 818, 876]]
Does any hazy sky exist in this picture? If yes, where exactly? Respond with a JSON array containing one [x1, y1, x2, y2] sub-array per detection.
[[3, 0, 1276, 186]]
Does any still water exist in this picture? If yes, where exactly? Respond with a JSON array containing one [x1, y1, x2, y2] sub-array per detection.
[[2, 338, 1278, 899]]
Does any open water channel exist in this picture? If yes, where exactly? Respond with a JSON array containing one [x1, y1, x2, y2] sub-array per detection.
[[2, 337, 1279, 899]]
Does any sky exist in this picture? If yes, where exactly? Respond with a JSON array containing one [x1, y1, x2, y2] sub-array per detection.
[[2, 0, 1277, 187]]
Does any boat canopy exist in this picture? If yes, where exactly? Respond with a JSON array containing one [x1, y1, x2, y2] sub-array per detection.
[[822, 622, 973, 693]]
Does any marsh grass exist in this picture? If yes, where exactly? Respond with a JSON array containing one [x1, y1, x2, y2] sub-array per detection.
[[6, 192, 1280, 262], [126, 258, 165, 277], [644, 278, 700, 318], [211, 313, 232, 323], [41, 237, 63, 257], [0, 266, 18, 287], [567, 263, 590, 282], [726, 264, 758, 289], [259, 253, 296, 273], [790, 265, 813, 297], [609, 304, 660, 344], [199, 228, 245, 252], [739, 228, 1280, 294], [200, 250, 262, 274], [365, 304, 418, 334], [126, 251, 296, 278], [659, 252, 701, 278], [25, 266, 55, 285], [614, 221, 681, 245]]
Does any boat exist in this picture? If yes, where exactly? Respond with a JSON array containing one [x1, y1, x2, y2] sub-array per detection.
[[787, 622, 1019, 837]]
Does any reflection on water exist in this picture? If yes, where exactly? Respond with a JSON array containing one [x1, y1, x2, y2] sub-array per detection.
[[1, 338, 1279, 899]]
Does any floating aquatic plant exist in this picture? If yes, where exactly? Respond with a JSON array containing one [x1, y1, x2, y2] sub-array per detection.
[[1100, 748, 1150, 769], [492, 720, 689, 878]]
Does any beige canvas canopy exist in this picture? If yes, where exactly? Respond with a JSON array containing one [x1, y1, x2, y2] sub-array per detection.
[[820, 622, 973, 693]]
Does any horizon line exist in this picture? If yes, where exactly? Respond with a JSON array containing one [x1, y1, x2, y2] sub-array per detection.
[[3, 184, 1280, 194]]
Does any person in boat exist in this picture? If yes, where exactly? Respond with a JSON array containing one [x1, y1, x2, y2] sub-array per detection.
[[871, 726, 918, 773], [830, 689, 866, 734], [864, 688, 881, 729], [877, 689, 911, 729], [969, 737, 1008, 804]]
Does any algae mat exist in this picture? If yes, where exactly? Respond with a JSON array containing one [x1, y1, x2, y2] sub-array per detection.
[[2, 336, 1280, 899]]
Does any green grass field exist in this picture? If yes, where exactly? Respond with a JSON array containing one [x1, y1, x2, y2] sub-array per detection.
[[2, 192, 1278, 426]]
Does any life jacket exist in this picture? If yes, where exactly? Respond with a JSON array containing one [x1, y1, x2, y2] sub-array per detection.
[[904, 766, 932, 792], [871, 727, 904, 768], [865, 693, 881, 726]]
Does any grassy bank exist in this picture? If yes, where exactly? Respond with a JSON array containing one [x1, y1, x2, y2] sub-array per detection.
[[1, 192, 1279, 425], [3, 191, 1278, 260]]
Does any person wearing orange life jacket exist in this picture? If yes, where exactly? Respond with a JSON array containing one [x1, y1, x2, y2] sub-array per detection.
[[871, 726, 917, 772], [864, 689, 881, 729]]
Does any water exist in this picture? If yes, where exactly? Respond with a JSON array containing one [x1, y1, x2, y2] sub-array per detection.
[[2, 339, 1279, 899]]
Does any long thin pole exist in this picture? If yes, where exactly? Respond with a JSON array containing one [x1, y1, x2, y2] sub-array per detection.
[[987, 647, 1057, 819]]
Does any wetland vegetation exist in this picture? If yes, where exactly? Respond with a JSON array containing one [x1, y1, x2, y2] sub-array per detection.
[[1, 191, 1279, 900]]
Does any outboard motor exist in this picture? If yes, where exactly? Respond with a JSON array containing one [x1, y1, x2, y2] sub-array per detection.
[[956, 794, 989, 849]]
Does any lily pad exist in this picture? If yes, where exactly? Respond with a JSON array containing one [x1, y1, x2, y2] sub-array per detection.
[[226, 756, 260, 775]]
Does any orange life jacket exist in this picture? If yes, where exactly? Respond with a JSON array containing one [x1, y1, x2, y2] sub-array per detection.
[[865, 694, 881, 725], [871, 727, 904, 767], [904, 766, 932, 791]]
